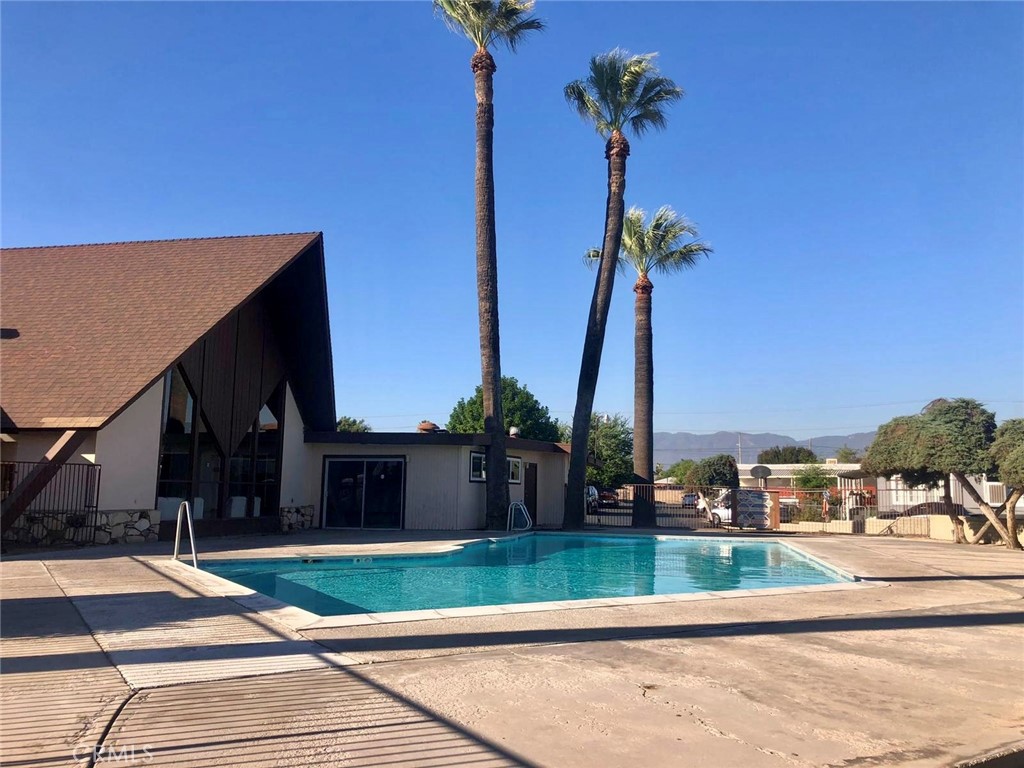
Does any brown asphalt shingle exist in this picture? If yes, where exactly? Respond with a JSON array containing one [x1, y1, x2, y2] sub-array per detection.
[[0, 232, 321, 430]]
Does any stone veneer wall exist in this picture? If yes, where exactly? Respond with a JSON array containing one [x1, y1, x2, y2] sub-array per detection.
[[2, 509, 159, 547], [280, 505, 314, 532], [94, 510, 159, 544]]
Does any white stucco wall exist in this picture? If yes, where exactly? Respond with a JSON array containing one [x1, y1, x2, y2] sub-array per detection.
[[303, 443, 465, 530], [279, 383, 313, 511], [300, 441, 568, 531], [94, 380, 163, 511]]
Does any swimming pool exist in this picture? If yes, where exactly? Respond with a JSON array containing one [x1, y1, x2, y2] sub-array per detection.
[[203, 534, 851, 617]]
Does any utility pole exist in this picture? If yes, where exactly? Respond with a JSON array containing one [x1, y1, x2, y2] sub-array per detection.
[[737, 434, 742, 464]]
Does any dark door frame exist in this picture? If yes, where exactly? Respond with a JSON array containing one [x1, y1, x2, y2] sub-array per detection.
[[320, 454, 406, 530], [524, 461, 538, 522]]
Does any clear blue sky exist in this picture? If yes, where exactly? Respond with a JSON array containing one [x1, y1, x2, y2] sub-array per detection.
[[3, 2, 1021, 438]]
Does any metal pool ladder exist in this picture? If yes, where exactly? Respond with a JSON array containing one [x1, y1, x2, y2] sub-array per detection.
[[171, 500, 199, 568], [507, 501, 533, 532]]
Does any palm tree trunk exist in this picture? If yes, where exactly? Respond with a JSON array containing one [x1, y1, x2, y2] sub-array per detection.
[[632, 273, 655, 528], [472, 48, 508, 530], [564, 131, 630, 530]]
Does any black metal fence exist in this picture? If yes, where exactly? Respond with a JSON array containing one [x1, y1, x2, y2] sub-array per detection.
[[1, 461, 102, 546], [586, 485, 720, 530]]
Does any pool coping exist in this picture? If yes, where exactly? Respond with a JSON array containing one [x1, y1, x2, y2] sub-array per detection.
[[160, 532, 888, 632]]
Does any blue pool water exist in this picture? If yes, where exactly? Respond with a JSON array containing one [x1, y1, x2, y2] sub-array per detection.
[[204, 534, 849, 616]]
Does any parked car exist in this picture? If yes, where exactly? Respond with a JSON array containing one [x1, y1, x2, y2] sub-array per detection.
[[681, 493, 698, 509], [598, 489, 619, 508], [707, 490, 733, 527], [585, 485, 601, 515]]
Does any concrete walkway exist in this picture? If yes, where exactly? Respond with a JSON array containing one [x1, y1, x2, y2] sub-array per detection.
[[1, 533, 1022, 767]]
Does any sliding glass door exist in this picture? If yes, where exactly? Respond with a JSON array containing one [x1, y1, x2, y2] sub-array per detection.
[[322, 457, 404, 529]]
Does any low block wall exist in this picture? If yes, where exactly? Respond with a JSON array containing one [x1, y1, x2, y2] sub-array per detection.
[[780, 513, 1019, 543], [924, 515, 1005, 544], [778, 520, 864, 535]]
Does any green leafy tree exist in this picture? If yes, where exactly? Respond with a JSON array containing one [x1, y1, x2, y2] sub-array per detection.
[[558, 415, 634, 488], [757, 445, 818, 464], [833, 445, 861, 463], [793, 464, 832, 490], [434, 0, 544, 530], [562, 50, 684, 531], [336, 417, 372, 433], [862, 414, 968, 541], [587, 413, 634, 490], [447, 377, 560, 442], [862, 399, 1021, 548], [684, 454, 739, 490], [585, 206, 710, 527], [662, 459, 695, 484]]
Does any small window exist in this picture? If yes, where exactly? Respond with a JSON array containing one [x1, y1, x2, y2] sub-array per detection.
[[469, 452, 523, 484], [470, 452, 486, 482], [507, 456, 523, 485]]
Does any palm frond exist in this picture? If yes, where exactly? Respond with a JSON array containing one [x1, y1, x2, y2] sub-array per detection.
[[565, 48, 683, 139], [615, 205, 711, 278], [434, 0, 543, 51], [491, 0, 545, 51], [583, 245, 627, 275], [564, 80, 609, 135]]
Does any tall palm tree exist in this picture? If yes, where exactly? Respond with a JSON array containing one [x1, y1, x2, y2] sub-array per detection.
[[587, 206, 711, 526], [562, 49, 683, 530], [434, 1, 543, 529]]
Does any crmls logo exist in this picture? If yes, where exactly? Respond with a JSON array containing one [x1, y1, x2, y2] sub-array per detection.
[[72, 744, 155, 763]]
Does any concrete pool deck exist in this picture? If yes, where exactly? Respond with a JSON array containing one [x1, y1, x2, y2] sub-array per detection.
[[1, 531, 1022, 767]]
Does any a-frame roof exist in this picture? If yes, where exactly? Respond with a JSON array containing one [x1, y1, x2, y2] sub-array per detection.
[[1, 232, 331, 430]]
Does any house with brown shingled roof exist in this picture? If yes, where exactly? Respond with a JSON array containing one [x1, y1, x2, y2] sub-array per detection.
[[0, 233, 569, 545]]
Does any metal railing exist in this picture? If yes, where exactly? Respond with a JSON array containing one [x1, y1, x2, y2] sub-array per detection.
[[586, 485, 720, 530], [507, 501, 533, 531], [1, 461, 101, 546], [171, 500, 199, 567]]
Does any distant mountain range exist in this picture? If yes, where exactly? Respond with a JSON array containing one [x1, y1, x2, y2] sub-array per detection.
[[653, 431, 877, 467]]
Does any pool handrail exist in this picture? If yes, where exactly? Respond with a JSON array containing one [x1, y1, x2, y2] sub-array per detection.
[[171, 500, 199, 568], [507, 501, 533, 532]]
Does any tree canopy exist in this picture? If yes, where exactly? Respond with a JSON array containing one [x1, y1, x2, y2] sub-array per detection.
[[991, 419, 1024, 487], [662, 458, 695, 484], [336, 417, 372, 433], [861, 398, 1020, 548], [684, 454, 739, 489], [559, 414, 634, 489], [447, 377, 560, 442], [756, 445, 818, 464], [793, 464, 833, 490], [834, 445, 861, 463]]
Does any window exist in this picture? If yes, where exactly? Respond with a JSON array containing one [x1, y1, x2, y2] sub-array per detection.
[[323, 457, 404, 529], [156, 360, 285, 520], [470, 452, 523, 484], [157, 367, 195, 502], [470, 452, 486, 482]]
